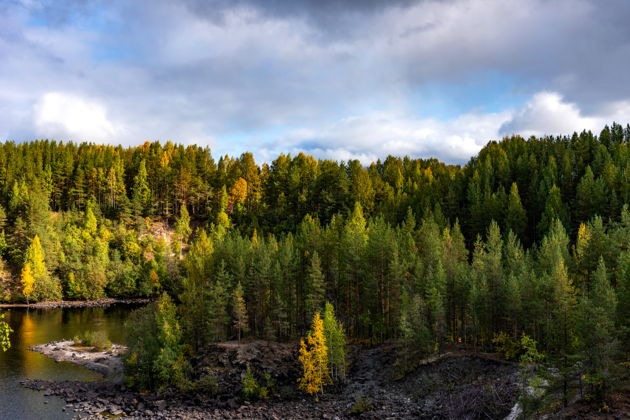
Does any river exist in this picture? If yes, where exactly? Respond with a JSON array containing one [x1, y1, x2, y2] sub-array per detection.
[[0, 305, 137, 420]]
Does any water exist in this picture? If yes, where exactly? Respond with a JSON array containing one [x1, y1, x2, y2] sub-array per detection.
[[0, 305, 137, 420]]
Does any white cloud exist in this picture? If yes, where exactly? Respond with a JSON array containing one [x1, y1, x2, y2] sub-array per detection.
[[34, 92, 124, 142], [266, 110, 512, 164], [2, 0, 630, 164], [265, 90, 626, 165], [499, 92, 630, 138], [499, 92, 599, 137]]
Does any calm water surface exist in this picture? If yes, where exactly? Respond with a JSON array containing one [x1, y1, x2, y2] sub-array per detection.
[[0, 305, 137, 420]]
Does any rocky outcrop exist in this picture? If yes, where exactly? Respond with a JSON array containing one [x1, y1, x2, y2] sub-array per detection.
[[30, 340, 126, 381], [23, 340, 521, 419]]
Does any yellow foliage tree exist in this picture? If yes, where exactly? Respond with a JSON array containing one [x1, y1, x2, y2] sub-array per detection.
[[149, 269, 160, 288], [20, 263, 35, 305], [228, 177, 247, 214], [298, 312, 331, 399]]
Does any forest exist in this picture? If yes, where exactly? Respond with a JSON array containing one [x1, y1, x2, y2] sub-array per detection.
[[0, 122, 629, 407]]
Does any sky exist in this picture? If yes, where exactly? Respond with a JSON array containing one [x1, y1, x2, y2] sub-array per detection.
[[1, 0, 630, 165]]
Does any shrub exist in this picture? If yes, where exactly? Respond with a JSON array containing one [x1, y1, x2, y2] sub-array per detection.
[[191, 374, 218, 394], [76, 330, 112, 351], [241, 366, 259, 400], [241, 367, 274, 400], [349, 396, 373, 414]]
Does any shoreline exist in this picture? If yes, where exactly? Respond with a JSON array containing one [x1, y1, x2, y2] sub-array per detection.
[[29, 340, 127, 381], [0, 298, 153, 309], [21, 341, 521, 419]]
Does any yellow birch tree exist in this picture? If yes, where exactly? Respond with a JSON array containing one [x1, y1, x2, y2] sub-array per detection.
[[20, 263, 35, 304]]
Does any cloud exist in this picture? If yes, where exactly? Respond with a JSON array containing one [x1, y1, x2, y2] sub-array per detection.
[[1, 0, 630, 164], [264, 110, 512, 164], [33, 92, 123, 142], [262, 91, 625, 165], [499, 92, 598, 137]]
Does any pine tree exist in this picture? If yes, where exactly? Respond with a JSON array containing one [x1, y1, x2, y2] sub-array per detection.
[[576, 258, 618, 402], [550, 258, 577, 407], [132, 159, 152, 218], [537, 185, 567, 239], [298, 312, 331, 398], [125, 293, 187, 391], [180, 230, 213, 351], [323, 302, 347, 382], [209, 281, 229, 341], [215, 185, 231, 234], [616, 250, 630, 344], [233, 282, 249, 344], [505, 182, 527, 241], [83, 209, 97, 237], [154, 292, 186, 387], [305, 251, 325, 321], [175, 204, 191, 257]]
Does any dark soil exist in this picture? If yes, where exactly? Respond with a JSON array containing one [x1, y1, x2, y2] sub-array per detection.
[[22, 340, 521, 419]]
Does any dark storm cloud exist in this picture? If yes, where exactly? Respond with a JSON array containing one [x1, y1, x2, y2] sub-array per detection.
[[184, 0, 420, 24]]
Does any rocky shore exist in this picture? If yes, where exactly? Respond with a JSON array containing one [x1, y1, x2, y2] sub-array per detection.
[[0, 298, 153, 309], [29, 340, 126, 381], [21, 379, 353, 419], [23, 340, 521, 419]]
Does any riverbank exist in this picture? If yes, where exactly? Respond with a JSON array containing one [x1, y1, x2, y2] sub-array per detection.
[[29, 340, 126, 381], [0, 298, 153, 309], [23, 341, 521, 419]]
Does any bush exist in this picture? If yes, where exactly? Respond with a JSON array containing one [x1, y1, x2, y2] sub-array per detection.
[[492, 332, 519, 360], [349, 395, 373, 414], [191, 374, 219, 394], [76, 330, 112, 351], [493, 332, 543, 363], [241, 366, 259, 400], [241, 366, 274, 401]]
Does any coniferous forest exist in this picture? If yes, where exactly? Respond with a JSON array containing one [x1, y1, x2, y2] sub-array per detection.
[[1, 123, 630, 411]]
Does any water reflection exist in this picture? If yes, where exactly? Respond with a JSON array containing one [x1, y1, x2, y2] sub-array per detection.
[[0, 305, 138, 420]]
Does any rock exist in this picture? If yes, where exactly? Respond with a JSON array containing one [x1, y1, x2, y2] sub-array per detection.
[[21, 343, 520, 420]]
